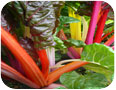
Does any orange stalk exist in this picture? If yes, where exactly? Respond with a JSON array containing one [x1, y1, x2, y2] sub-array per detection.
[[104, 35, 114, 46], [1, 61, 40, 88], [1, 27, 47, 87], [47, 61, 89, 85]]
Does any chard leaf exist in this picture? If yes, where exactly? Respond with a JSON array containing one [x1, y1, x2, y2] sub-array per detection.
[[55, 52, 62, 61], [63, 38, 86, 48], [60, 71, 108, 89], [25, 1, 56, 50], [2, 1, 25, 38], [104, 26, 114, 34], [83, 63, 113, 81], [53, 35, 67, 49], [105, 20, 114, 25], [54, 16, 80, 35], [60, 16, 80, 25], [81, 43, 114, 72]]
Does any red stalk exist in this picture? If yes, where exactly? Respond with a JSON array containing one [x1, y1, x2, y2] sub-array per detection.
[[1, 27, 47, 87], [1, 61, 40, 88], [101, 30, 114, 41], [93, 9, 109, 43], [47, 61, 89, 85], [37, 49, 49, 78], [104, 35, 114, 46]]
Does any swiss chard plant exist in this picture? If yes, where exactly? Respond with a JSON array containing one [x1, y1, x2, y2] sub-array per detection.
[[1, 1, 114, 89]]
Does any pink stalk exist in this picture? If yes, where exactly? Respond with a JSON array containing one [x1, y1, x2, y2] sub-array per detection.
[[104, 35, 114, 46], [68, 47, 80, 59], [67, 51, 75, 59], [85, 1, 102, 44]]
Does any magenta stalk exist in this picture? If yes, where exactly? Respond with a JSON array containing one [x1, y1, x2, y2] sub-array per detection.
[[85, 1, 102, 44]]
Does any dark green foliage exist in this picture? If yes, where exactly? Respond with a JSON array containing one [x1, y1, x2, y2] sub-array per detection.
[[2, 1, 25, 38]]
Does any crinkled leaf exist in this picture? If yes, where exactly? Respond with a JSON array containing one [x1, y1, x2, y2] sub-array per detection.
[[25, 1, 56, 50], [60, 71, 108, 89], [81, 43, 114, 72], [60, 16, 80, 25], [2, 1, 25, 38], [63, 38, 86, 48]]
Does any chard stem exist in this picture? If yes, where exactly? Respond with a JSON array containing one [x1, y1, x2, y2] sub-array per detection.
[[85, 1, 102, 44], [46, 47, 55, 71]]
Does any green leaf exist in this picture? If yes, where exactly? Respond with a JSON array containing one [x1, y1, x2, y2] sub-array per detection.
[[83, 63, 113, 81], [63, 27, 70, 34], [105, 20, 114, 25], [110, 74, 114, 82], [60, 16, 80, 25], [104, 26, 114, 34], [63, 38, 86, 48], [54, 15, 79, 36], [81, 43, 114, 71], [53, 35, 67, 49], [55, 52, 62, 62], [60, 71, 108, 89]]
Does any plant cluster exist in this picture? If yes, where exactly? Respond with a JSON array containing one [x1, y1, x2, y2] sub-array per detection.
[[1, 1, 114, 89]]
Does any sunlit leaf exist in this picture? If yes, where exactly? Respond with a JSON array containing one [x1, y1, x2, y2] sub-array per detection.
[[81, 43, 114, 71]]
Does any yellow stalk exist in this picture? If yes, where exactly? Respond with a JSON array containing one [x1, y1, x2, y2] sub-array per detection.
[[68, 8, 82, 54]]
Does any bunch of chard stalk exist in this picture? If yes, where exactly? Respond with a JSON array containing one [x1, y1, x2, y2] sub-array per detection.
[[1, 1, 114, 89]]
